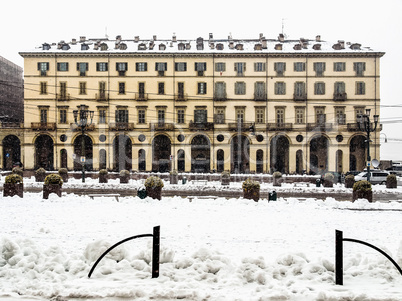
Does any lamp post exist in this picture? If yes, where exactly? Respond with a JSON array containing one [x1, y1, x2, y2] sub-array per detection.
[[357, 108, 379, 182], [73, 104, 94, 183]]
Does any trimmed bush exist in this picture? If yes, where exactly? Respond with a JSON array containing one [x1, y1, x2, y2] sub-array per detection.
[[386, 174, 397, 189], [3, 175, 23, 197], [345, 174, 355, 188], [119, 169, 130, 183], [323, 173, 334, 187], [12, 167, 23, 177], [353, 180, 372, 202], [221, 171, 230, 185], [5, 174, 23, 184], [35, 168, 46, 182], [44, 174, 63, 186], [58, 168, 68, 182], [145, 176, 164, 200], [272, 171, 282, 187], [242, 178, 260, 202]]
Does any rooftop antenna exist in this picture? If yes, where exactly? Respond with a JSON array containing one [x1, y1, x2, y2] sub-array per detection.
[[281, 18, 288, 39], [105, 27, 109, 39]]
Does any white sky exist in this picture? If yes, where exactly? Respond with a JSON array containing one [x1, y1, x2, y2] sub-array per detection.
[[1, 0, 402, 159]]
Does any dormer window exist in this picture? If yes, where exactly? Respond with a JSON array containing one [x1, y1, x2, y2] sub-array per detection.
[[178, 43, 185, 50], [120, 43, 127, 50], [81, 43, 89, 51], [100, 43, 108, 51], [216, 43, 224, 50], [62, 44, 70, 50], [138, 43, 147, 50], [159, 44, 166, 51], [235, 44, 244, 50], [42, 43, 51, 50], [254, 44, 262, 51], [350, 43, 361, 50], [275, 44, 283, 50], [197, 44, 204, 50], [293, 44, 302, 50], [186, 43, 191, 50]]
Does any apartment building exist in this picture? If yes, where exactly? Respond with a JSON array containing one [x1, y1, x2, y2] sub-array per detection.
[[18, 33, 384, 174]]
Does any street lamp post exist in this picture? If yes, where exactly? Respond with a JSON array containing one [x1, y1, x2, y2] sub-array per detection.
[[357, 108, 379, 182], [73, 104, 94, 183]]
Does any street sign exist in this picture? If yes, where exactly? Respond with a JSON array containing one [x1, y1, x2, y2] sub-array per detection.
[[80, 156, 86, 163]]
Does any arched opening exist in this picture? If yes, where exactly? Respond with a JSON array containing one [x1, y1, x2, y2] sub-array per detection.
[[152, 135, 171, 172], [99, 149, 107, 170], [138, 149, 146, 171], [177, 149, 185, 172], [270, 135, 289, 174], [113, 134, 132, 171], [309, 135, 329, 174], [296, 149, 303, 174], [231, 134, 250, 173], [349, 135, 366, 171], [73, 135, 93, 171], [191, 135, 210, 173], [217, 149, 224, 172], [256, 149, 264, 173], [35, 135, 54, 170], [336, 150, 343, 173], [60, 149, 67, 169], [2, 135, 21, 170]]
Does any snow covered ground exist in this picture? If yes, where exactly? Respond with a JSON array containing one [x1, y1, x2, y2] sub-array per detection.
[[1, 177, 402, 300]]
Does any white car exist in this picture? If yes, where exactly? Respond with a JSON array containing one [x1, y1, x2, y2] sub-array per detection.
[[354, 170, 390, 184]]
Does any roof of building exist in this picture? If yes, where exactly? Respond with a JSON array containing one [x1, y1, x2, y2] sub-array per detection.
[[19, 34, 384, 56]]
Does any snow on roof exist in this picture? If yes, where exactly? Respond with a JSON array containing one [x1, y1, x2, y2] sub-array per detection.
[[21, 34, 382, 56]]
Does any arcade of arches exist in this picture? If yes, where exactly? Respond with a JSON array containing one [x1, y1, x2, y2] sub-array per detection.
[[15, 133, 372, 174]]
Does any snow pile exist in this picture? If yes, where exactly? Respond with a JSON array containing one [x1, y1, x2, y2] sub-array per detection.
[[1, 191, 402, 300]]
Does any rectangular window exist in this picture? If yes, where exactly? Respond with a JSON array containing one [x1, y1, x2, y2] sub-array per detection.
[[59, 82, 67, 98], [276, 108, 285, 125], [275, 82, 286, 95], [294, 62, 306, 72], [334, 62, 346, 72], [274, 62, 286, 76], [135, 62, 148, 72], [155, 63, 167, 71], [194, 109, 207, 123], [335, 107, 346, 124], [118, 82, 125, 94], [158, 82, 165, 95], [116, 62, 128, 71], [138, 109, 146, 124], [79, 82, 86, 95], [295, 108, 305, 124], [356, 82, 366, 95], [235, 82, 246, 95], [115, 109, 129, 123], [158, 110, 165, 124], [59, 109, 67, 124], [234, 62, 246, 76], [294, 82, 306, 97], [195, 62, 207, 71], [96, 62, 108, 71], [215, 82, 226, 100], [236, 108, 245, 123], [99, 110, 106, 124], [138, 82, 145, 99], [254, 62, 266, 72], [198, 82, 207, 95], [214, 108, 225, 124], [256, 108, 265, 124], [313, 62, 326, 76], [175, 62, 187, 72], [40, 109, 47, 123], [57, 62, 69, 71], [314, 82, 326, 95], [355, 107, 364, 121], [215, 62, 226, 72], [315, 108, 326, 124], [99, 81, 106, 95], [177, 82, 184, 98], [38, 62, 49, 76], [40, 82, 47, 94], [334, 82, 346, 94], [354, 62, 366, 76], [254, 82, 266, 100], [77, 62, 88, 76], [177, 109, 185, 124]]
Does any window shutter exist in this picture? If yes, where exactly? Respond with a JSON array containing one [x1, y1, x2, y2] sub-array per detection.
[[37, 63, 41, 70], [243, 63, 246, 71], [164, 63, 167, 71], [77, 63, 80, 71], [234, 63, 237, 72]]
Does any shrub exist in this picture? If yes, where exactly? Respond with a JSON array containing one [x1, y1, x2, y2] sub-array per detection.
[[145, 176, 164, 189], [386, 174, 397, 188], [345, 174, 355, 188], [5, 174, 23, 184], [353, 180, 372, 192], [221, 171, 230, 178], [119, 169, 130, 177], [273, 171, 282, 178], [324, 173, 334, 182], [58, 168, 68, 175], [12, 167, 23, 177], [44, 174, 63, 186], [170, 170, 178, 176], [345, 174, 355, 181], [242, 178, 260, 192], [35, 168, 46, 175], [99, 169, 108, 175]]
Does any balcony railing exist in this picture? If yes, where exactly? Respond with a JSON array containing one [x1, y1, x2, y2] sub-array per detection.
[[347, 123, 382, 132], [135, 93, 149, 101], [189, 121, 214, 131], [2, 122, 22, 128], [306, 123, 333, 131], [109, 122, 135, 131], [175, 93, 188, 101], [228, 122, 253, 131], [57, 93, 70, 101], [214, 93, 227, 101], [31, 122, 56, 131], [95, 93, 108, 101], [334, 92, 347, 101], [267, 123, 293, 131], [70, 123, 96, 131], [294, 93, 307, 101], [254, 93, 267, 101], [149, 122, 174, 131]]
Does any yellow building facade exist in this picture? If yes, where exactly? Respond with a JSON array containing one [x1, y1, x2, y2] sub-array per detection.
[[19, 34, 384, 174]]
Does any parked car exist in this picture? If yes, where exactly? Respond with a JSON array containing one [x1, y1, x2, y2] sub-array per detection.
[[354, 170, 390, 184], [345, 171, 361, 177]]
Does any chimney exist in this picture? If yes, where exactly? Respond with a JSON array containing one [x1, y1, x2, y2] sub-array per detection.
[[259, 33, 264, 40], [262, 39, 267, 49], [338, 40, 345, 49], [229, 41, 234, 49], [80, 36, 86, 42], [278, 33, 285, 42], [134, 36, 139, 42], [116, 35, 122, 41], [316, 35, 321, 42], [209, 33, 213, 40], [71, 38, 77, 45], [153, 35, 157, 41], [172, 34, 177, 42]]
